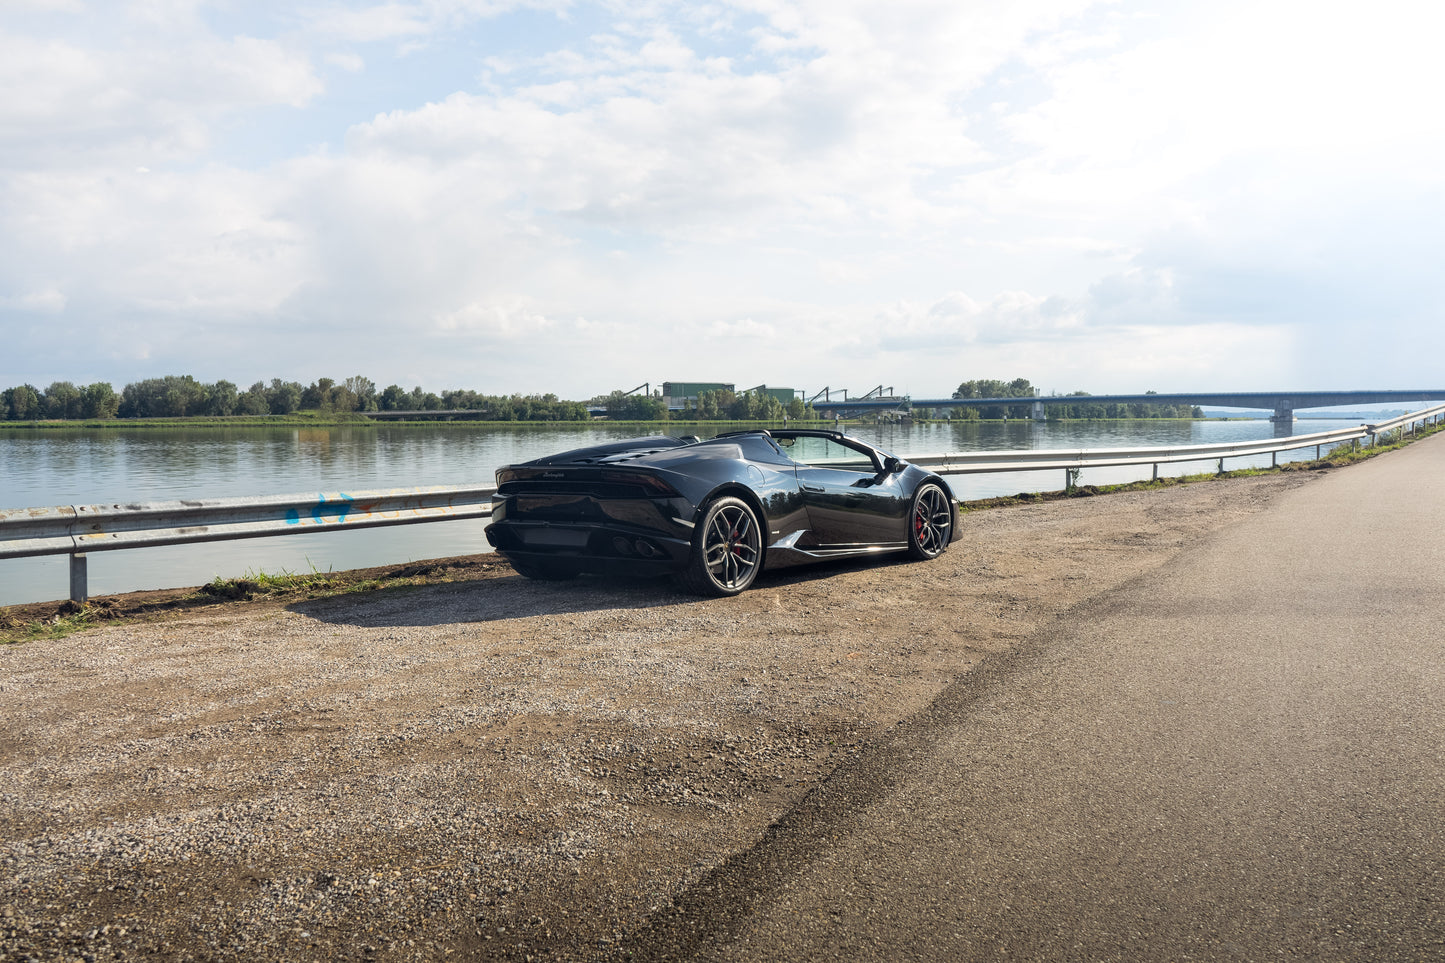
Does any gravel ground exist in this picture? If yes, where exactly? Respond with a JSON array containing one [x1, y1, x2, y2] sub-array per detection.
[[0, 472, 1319, 962]]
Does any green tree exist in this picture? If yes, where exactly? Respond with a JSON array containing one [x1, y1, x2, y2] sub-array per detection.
[[730, 391, 781, 420], [301, 378, 335, 410], [81, 382, 119, 419], [952, 378, 1036, 419], [695, 388, 739, 420], [405, 386, 444, 410], [3, 384, 43, 420], [119, 375, 207, 417], [268, 379, 303, 415], [42, 381, 83, 419], [162, 376, 207, 416], [443, 389, 480, 410], [236, 383, 270, 415], [344, 375, 378, 412], [378, 384, 408, 411], [205, 380, 238, 416], [326, 383, 359, 413], [117, 380, 153, 417], [605, 391, 667, 420]]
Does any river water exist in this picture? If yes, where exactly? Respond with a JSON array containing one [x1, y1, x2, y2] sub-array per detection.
[[0, 419, 1360, 605]]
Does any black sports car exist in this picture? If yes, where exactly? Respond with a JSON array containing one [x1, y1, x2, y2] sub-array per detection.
[[484, 428, 960, 596]]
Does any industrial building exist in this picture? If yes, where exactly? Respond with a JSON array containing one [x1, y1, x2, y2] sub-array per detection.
[[660, 382, 735, 406], [659, 382, 798, 411]]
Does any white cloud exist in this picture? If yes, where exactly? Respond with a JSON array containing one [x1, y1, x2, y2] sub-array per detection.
[[874, 289, 1084, 353], [0, 288, 67, 313], [867, 285, 1296, 393], [324, 50, 366, 71], [0, 22, 321, 169], [1, 0, 1442, 396], [706, 317, 777, 339], [994, 0, 1445, 224], [304, 0, 574, 44], [434, 299, 557, 335], [305, 3, 436, 43]]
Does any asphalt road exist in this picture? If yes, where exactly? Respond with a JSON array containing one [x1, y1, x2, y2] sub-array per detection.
[[631, 434, 1445, 962]]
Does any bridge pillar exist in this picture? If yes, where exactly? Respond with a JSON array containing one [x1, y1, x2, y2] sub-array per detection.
[[1032, 401, 1046, 422], [1271, 399, 1294, 425]]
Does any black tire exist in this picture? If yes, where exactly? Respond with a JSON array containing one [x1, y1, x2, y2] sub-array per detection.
[[907, 482, 951, 560], [680, 496, 763, 596], [509, 558, 580, 581]]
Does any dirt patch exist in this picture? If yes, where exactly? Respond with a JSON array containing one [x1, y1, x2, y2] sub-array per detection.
[[0, 471, 1320, 962], [0, 556, 513, 638]]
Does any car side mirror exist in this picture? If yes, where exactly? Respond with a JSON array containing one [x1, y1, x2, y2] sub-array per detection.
[[883, 457, 904, 474]]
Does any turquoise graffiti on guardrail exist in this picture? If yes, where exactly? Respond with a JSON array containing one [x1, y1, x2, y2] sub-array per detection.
[[284, 493, 356, 525]]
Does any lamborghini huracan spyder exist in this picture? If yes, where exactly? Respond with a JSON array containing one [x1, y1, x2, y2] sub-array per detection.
[[484, 428, 961, 596]]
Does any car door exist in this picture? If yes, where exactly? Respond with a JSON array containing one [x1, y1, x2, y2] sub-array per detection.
[[787, 437, 909, 548]]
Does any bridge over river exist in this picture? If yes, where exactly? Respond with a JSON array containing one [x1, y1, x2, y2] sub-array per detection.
[[811, 389, 1445, 423]]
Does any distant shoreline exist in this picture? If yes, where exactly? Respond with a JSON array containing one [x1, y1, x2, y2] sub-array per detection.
[[0, 414, 1227, 431]]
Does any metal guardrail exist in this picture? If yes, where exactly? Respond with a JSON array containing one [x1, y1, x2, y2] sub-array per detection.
[[0, 487, 494, 604], [910, 424, 1369, 479], [908, 403, 1445, 488], [4, 405, 1443, 604], [1364, 402, 1445, 436]]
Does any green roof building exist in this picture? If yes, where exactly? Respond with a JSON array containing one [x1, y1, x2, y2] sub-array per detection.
[[662, 382, 734, 401]]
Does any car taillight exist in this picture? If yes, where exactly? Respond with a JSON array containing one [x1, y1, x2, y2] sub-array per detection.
[[497, 467, 568, 484], [600, 469, 679, 496]]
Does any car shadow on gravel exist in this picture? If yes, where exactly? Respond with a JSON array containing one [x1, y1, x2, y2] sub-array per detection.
[[291, 556, 909, 628], [289, 571, 699, 627]]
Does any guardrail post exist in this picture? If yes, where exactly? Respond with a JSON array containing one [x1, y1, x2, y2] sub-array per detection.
[[1217, 458, 1225, 475], [69, 553, 88, 604], [1151, 463, 1159, 482]]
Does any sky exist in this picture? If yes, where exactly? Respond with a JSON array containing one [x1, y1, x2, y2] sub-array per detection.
[[2, 0, 1442, 402]]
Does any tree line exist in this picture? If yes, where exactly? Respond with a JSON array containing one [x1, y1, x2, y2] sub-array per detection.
[[1, 375, 591, 422], [2, 374, 1201, 423], [933, 379, 1203, 420], [0, 375, 808, 423]]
